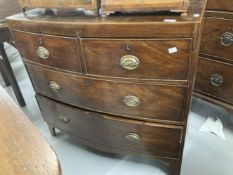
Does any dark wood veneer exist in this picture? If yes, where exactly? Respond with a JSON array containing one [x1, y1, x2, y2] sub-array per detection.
[[12, 30, 82, 73], [6, 0, 206, 38], [200, 17, 233, 63], [37, 95, 183, 159], [7, 0, 206, 174], [195, 57, 233, 105], [82, 39, 192, 80], [27, 64, 187, 123]]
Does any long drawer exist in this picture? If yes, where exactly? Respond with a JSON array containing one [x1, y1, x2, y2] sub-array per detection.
[[82, 39, 192, 80], [195, 57, 233, 104], [37, 95, 183, 159], [12, 30, 82, 73], [207, 0, 233, 12], [26, 64, 187, 122], [200, 17, 233, 62]]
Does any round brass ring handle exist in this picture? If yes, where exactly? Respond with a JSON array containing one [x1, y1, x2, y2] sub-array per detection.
[[49, 81, 62, 93], [37, 46, 50, 59], [123, 95, 141, 108], [220, 32, 233, 47], [125, 133, 141, 142], [120, 55, 140, 70], [210, 74, 224, 87], [58, 116, 70, 124]]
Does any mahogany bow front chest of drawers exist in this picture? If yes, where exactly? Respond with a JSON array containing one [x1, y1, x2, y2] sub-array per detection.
[[7, 0, 206, 174], [194, 0, 233, 110]]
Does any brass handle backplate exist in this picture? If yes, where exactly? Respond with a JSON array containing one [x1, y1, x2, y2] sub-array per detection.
[[210, 74, 224, 87], [49, 81, 61, 93], [37, 46, 49, 59], [58, 116, 70, 124], [220, 32, 233, 47], [120, 55, 140, 70], [125, 133, 141, 142], [123, 95, 141, 107]]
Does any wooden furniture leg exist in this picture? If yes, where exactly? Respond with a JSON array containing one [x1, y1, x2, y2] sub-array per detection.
[[0, 43, 26, 106], [0, 59, 10, 86], [47, 123, 56, 136], [169, 159, 182, 175]]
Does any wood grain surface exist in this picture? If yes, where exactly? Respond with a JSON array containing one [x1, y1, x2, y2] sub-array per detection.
[[194, 0, 233, 111], [0, 86, 61, 175], [6, 0, 207, 174], [26, 64, 187, 123], [37, 95, 183, 159], [200, 17, 233, 63], [6, 0, 206, 38], [207, 0, 233, 12], [195, 57, 233, 105], [82, 39, 192, 80], [12, 30, 82, 73]]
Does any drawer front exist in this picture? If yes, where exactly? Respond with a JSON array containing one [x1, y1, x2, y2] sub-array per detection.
[[82, 39, 192, 80], [195, 57, 233, 104], [37, 95, 183, 159], [12, 30, 82, 73], [207, 0, 233, 12], [27, 64, 186, 122], [200, 17, 233, 61]]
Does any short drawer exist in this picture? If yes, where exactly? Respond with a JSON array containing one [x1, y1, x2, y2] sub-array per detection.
[[12, 30, 82, 73], [200, 17, 233, 61], [82, 39, 192, 80], [195, 57, 233, 104], [37, 95, 183, 159], [27, 64, 186, 123], [207, 0, 233, 12]]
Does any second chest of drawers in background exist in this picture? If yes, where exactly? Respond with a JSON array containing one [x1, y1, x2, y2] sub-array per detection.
[[194, 0, 233, 110]]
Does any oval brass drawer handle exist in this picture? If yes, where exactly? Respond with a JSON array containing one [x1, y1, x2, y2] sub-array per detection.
[[220, 32, 233, 47], [49, 81, 62, 93], [58, 116, 70, 124], [210, 74, 224, 87], [125, 133, 141, 142], [120, 55, 140, 70], [123, 95, 141, 107], [37, 46, 50, 59]]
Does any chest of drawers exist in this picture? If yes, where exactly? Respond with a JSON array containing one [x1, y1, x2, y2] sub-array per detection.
[[194, 0, 233, 110], [7, 0, 206, 174]]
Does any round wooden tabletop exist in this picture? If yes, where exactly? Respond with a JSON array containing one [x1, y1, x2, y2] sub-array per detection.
[[0, 86, 62, 175]]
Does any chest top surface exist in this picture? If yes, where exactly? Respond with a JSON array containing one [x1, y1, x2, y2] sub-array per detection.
[[8, 0, 206, 23], [6, 0, 206, 38]]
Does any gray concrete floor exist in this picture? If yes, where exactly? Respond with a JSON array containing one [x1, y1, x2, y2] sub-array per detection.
[[1, 43, 233, 175]]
